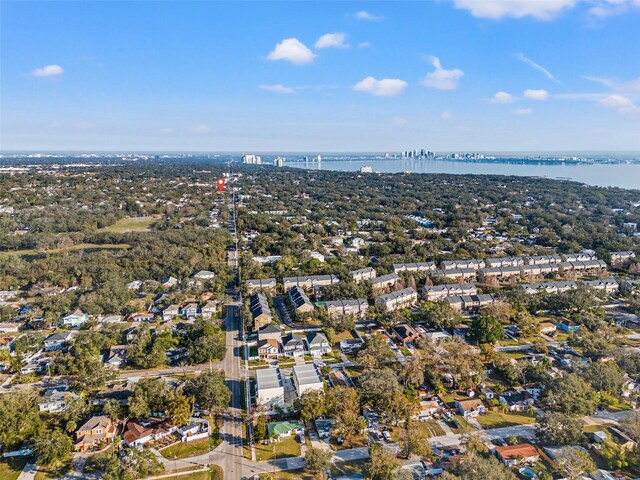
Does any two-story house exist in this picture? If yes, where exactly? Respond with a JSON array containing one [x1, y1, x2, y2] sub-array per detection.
[[74, 415, 116, 451]]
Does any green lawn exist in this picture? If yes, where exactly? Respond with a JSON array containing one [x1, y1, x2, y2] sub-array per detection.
[[477, 411, 536, 429], [160, 466, 224, 480], [0, 457, 29, 480], [0, 243, 130, 257], [272, 470, 314, 480], [254, 435, 301, 462], [390, 420, 446, 442], [98, 216, 159, 233], [160, 438, 213, 460]]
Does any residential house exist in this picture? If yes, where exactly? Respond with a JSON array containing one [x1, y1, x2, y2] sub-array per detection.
[[43, 331, 75, 351], [256, 367, 285, 410], [245, 278, 277, 293], [478, 266, 522, 283], [288, 286, 314, 314], [314, 418, 335, 439], [525, 255, 562, 265], [181, 303, 199, 320], [485, 257, 525, 268], [517, 281, 577, 295], [126, 280, 143, 291], [392, 262, 437, 275], [391, 324, 420, 345], [422, 283, 477, 301], [611, 251, 635, 266], [162, 305, 180, 321], [325, 299, 369, 318], [582, 279, 619, 294], [432, 268, 477, 283], [307, 332, 331, 357], [257, 339, 279, 360], [129, 312, 155, 322], [499, 391, 534, 412], [416, 400, 440, 420], [292, 363, 324, 396], [62, 309, 88, 328], [445, 294, 498, 313], [39, 388, 79, 413], [441, 259, 484, 270], [282, 275, 339, 290], [282, 334, 306, 358], [250, 293, 273, 326], [495, 444, 540, 467], [538, 322, 557, 335], [161, 276, 178, 288], [257, 323, 283, 342], [339, 338, 364, 353], [375, 287, 417, 311], [371, 273, 400, 292], [192, 270, 215, 280], [105, 345, 127, 369], [74, 415, 116, 451], [200, 301, 218, 320], [557, 318, 580, 333], [350, 267, 376, 284], [455, 398, 486, 417], [267, 420, 304, 440], [123, 421, 175, 447]]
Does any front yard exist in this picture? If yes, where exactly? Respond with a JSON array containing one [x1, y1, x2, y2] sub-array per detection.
[[0, 457, 29, 480]]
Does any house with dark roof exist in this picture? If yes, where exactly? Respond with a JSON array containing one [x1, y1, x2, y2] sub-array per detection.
[[288, 286, 314, 314], [282, 334, 306, 357], [258, 323, 283, 341], [391, 324, 419, 345], [250, 293, 272, 326]]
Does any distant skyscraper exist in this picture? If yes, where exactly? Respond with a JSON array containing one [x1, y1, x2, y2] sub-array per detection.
[[273, 157, 285, 167], [242, 154, 261, 164]]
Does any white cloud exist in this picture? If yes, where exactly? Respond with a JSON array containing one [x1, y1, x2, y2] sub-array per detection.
[[259, 84, 296, 94], [599, 94, 638, 113], [353, 76, 408, 97], [31, 64, 63, 77], [515, 53, 560, 83], [315, 32, 349, 49], [441, 111, 452, 121], [453, 0, 578, 20], [194, 125, 211, 134], [524, 88, 549, 100], [358, 42, 371, 48], [421, 57, 464, 90], [588, 0, 640, 17], [354, 10, 383, 21], [392, 116, 408, 126], [585, 75, 640, 92], [600, 94, 633, 108], [267, 38, 315, 65], [160, 128, 175, 135], [514, 108, 534, 115], [492, 91, 514, 103]]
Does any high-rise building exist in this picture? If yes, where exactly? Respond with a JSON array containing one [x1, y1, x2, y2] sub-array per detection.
[[242, 154, 262, 164], [273, 157, 285, 167]]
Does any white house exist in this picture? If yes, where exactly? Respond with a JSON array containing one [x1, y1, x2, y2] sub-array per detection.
[[62, 309, 88, 328], [292, 364, 324, 397], [256, 367, 285, 410]]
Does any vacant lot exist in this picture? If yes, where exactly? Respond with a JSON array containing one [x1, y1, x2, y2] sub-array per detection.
[[476, 411, 536, 429], [254, 436, 301, 462], [161, 438, 212, 460], [98, 216, 159, 233]]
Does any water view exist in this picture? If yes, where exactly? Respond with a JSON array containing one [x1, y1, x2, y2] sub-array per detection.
[[289, 158, 640, 190]]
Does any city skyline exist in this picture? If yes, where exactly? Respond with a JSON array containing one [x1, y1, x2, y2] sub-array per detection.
[[2, 1, 640, 152]]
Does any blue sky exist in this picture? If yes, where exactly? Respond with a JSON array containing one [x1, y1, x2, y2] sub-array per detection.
[[1, 0, 639, 152]]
